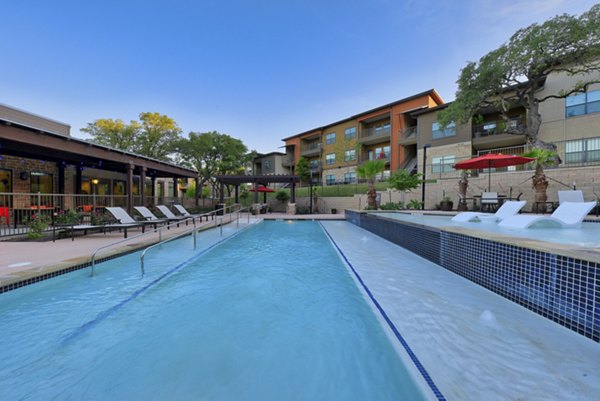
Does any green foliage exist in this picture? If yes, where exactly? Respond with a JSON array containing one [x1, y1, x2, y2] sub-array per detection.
[[54, 209, 82, 225], [275, 189, 290, 203], [83, 112, 182, 161], [91, 211, 111, 226], [24, 214, 51, 239], [407, 199, 423, 209], [380, 202, 404, 210], [177, 131, 249, 198], [296, 157, 311, 183], [387, 170, 422, 192], [356, 160, 386, 181], [438, 4, 600, 143], [523, 147, 559, 167]]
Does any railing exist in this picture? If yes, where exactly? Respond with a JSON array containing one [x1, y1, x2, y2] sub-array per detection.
[[360, 154, 390, 163], [472, 116, 526, 137], [360, 125, 391, 140], [300, 142, 321, 153], [0, 192, 217, 237], [402, 126, 417, 138], [139, 205, 250, 275]]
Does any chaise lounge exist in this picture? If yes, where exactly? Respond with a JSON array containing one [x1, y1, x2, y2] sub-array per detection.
[[498, 201, 596, 229], [156, 205, 192, 225], [451, 200, 527, 223]]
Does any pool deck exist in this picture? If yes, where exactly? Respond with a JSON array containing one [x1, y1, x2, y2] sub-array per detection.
[[0, 213, 344, 288]]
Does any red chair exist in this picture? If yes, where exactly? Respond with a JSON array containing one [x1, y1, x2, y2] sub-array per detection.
[[0, 207, 9, 226]]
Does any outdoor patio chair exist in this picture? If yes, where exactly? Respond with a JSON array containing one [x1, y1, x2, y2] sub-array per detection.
[[105, 206, 159, 233], [173, 204, 211, 222], [480, 192, 499, 212], [133, 206, 172, 226], [156, 205, 192, 225], [558, 190, 584, 204], [498, 201, 596, 229], [451, 200, 527, 223]]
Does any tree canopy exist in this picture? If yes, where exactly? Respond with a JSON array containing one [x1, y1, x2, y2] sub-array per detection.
[[82, 112, 182, 161], [438, 4, 600, 147], [177, 131, 250, 197]]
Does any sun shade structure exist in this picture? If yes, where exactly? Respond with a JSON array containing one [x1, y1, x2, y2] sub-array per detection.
[[453, 153, 535, 191], [215, 175, 301, 204]]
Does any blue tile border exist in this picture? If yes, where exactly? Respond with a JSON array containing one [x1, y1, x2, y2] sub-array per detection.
[[346, 210, 600, 342], [320, 221, 447, 401]]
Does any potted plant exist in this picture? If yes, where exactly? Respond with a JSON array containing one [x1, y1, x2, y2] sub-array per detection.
[[439, 195, 454, 211]]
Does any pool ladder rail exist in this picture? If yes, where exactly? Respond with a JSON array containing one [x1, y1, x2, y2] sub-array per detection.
[[90, 205, 251, 276]]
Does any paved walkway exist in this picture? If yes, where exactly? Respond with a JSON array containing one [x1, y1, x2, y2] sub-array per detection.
[[0, 213, 344, 288]]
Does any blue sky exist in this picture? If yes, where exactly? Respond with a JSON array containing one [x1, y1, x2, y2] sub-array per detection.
[[2, 0, 598, 153]]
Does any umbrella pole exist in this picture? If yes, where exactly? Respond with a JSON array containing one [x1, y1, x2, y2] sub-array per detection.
[[488, 161, 491, 192]]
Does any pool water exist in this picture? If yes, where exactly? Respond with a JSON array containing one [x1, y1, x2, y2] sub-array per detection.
[[375, 212, 600, 247], [0, 221, 427, 400]]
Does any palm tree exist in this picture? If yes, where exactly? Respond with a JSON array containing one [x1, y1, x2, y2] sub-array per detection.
[[523, 147, 559, 212], [356, 159, 386, 209]]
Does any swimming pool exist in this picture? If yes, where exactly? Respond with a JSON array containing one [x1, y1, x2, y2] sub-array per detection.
[[374, 212, 600, 247], [0, 221, 432, 400]]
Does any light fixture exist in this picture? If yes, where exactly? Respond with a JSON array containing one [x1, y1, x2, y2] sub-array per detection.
[[92, 179, 99, 185]]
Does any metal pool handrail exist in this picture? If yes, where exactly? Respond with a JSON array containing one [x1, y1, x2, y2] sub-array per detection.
[[139, 205, 251, 276], [90, 207, 228, 276]]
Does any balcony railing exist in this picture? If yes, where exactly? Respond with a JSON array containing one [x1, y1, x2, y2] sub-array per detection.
[[360, 154, 390, 163], [472, 116, 526, 137], [282, 156, 295, 168], [360, 125, 392, 140], [300, 142, 321, 156], [403, 126, 417, 138]]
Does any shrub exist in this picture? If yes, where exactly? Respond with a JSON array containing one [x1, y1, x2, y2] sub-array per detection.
[[55, 209, 82, 225], [275, 189, 290, 203], [25, 214, 51, 239]]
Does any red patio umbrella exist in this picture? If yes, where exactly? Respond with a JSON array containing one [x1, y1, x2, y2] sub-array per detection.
[[453, 153, 535, 191], [248, 185, 275, 193], [249, 185, 275, 202]]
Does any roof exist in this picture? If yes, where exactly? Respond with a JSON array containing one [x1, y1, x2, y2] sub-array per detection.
[[1, 115, 198, 178], [281, 89, 444, 141]]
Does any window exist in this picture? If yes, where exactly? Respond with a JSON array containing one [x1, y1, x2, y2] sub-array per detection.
[[264, 160, 271, 170], [376, 170, 391, 181], [344, 172, 356, 184], [432, 121, 456, 139], [326, 153, 336, 165], [30, 172, 53, 193], [566, 90, 600, 117], [309, 159, 319, 169], [431, 155, 455, 173], [326, 132, 336, 145], [0, 169, 11, 206], [565, 138, 600, 164], [370, 145, 390, 160], [344, 149, 356, 162], [344, 126, 356, 139], [326, 175, 336, 185]]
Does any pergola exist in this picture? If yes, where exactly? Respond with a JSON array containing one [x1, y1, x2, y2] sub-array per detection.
[[215, 175, 301, 204], [0, 122, 199, 212]]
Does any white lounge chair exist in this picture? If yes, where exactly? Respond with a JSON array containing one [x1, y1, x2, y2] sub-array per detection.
[[498, 201, 595, 229], [558, 190, 584, 204], [106, 206, 162, 230], [451, 200, 527, 223], [134, 206, 171, 225], [156, 205, 192, 225]]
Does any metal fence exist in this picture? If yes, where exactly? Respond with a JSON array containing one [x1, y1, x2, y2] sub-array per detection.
[[0, 193, 215, 237]]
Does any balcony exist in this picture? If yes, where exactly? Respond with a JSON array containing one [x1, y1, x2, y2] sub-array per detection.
[[360, 153, 390, 165], [282, 156, 295, 168], [300, 142, 321, 157], [358, 125, 391, 145], [472, 117, 527, 150], [398, 126, 417, 145]]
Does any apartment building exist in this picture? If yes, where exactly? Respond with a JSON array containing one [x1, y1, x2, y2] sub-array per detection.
[[282, 90, 444, 185], [412, 70, 600, 208]]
